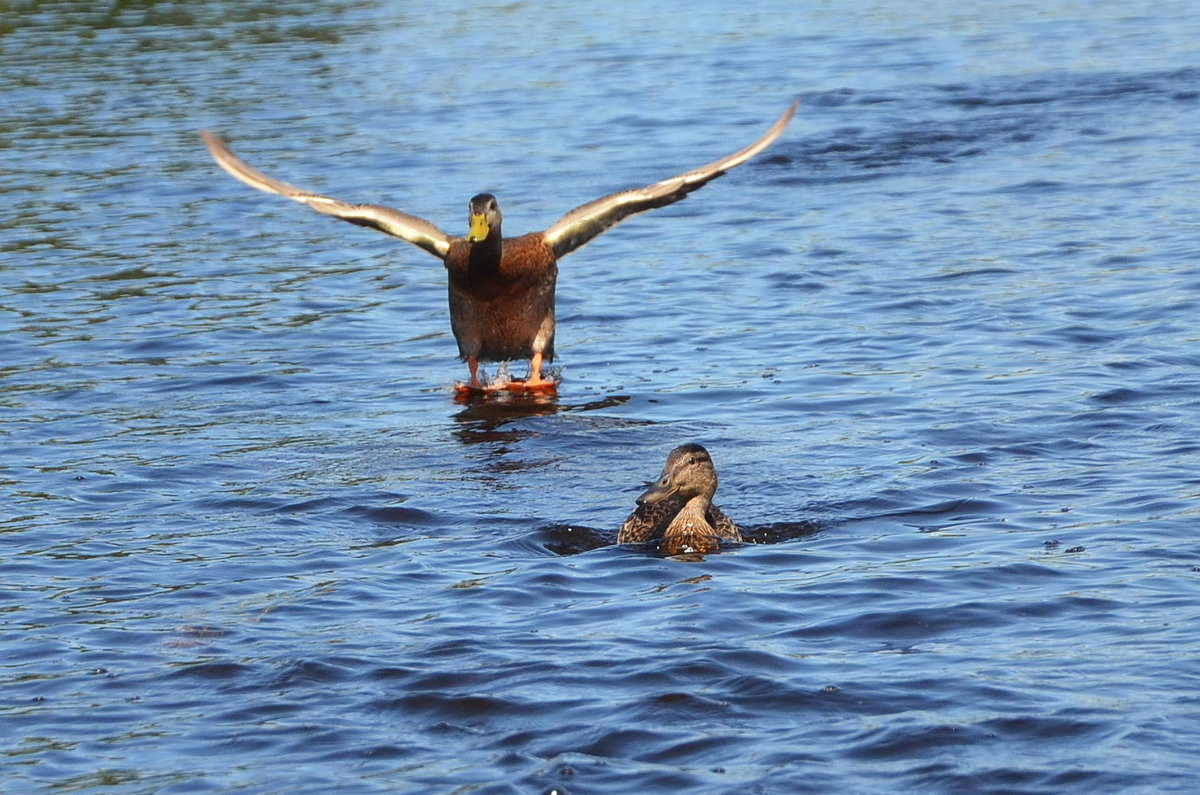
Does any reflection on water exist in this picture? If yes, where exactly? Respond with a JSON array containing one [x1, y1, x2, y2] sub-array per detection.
[[541, 521, 823, 557], [452, 390, 632, 445], [451, 391, 633, 455], [540, 523, 615, 555]]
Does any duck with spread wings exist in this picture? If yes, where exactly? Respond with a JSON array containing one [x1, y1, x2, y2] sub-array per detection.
[[200, 100, 797, 391]]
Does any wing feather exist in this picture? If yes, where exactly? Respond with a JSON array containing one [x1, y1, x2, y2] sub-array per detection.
[[542, 100, 798, 259], [199, 130, 453, 260]]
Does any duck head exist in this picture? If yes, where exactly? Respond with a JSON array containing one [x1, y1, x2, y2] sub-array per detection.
[[467, 192, 501, 243], [637, 443, 719, 506]]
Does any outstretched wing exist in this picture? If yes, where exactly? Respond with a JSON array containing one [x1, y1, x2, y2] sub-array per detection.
[[200, 130, 454, 260], [541, 100, 798, 260]]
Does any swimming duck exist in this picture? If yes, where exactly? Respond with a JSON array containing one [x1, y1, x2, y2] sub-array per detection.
[[618, 443, 743, 555], [200, 101, 797, 388]]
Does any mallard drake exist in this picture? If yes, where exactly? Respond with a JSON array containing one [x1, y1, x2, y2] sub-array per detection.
[[200, 101, 796, 388], [617, 443, 743, 555]]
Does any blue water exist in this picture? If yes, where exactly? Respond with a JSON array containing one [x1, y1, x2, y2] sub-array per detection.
[[3, 1, 1200, 792]]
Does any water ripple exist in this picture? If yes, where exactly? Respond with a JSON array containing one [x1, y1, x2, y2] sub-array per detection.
[[4, 1, 1200, 792]]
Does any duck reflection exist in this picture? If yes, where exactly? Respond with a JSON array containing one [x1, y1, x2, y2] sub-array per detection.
[[451, 390, 630, 446]]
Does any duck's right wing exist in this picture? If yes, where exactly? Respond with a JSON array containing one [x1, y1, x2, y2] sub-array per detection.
[[617, 496, 680, 544], [200, 130, 453, 260]]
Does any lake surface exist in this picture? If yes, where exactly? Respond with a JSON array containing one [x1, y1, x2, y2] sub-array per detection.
[[3, 0, 1200, 792]]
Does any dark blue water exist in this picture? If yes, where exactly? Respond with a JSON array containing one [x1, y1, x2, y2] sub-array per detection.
[[4, 1, 1200, 792]]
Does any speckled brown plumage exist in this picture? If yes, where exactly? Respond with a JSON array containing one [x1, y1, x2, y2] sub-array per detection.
[[617, 443, 743, 555], [200, 102, 797, 387]]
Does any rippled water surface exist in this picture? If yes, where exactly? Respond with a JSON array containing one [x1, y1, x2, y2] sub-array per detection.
[[4, 0, 1200, 792]]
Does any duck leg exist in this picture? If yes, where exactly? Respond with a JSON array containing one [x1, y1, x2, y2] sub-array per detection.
[[467, 356, 482, 388], [525, 352, 547, 386]]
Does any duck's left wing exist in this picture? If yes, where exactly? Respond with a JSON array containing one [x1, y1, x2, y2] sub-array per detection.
[[541, 100, 797, 260], [200, 131, 453, 260], [707, 504, 744, 541]]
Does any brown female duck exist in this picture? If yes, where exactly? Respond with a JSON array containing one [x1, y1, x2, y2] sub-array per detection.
[[618, 443, 743, 555], [199, 101, 797, 389]]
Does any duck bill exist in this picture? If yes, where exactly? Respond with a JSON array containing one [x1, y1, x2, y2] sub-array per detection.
[[467, 212, 490, 242], [637, 478, 677, 506]]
